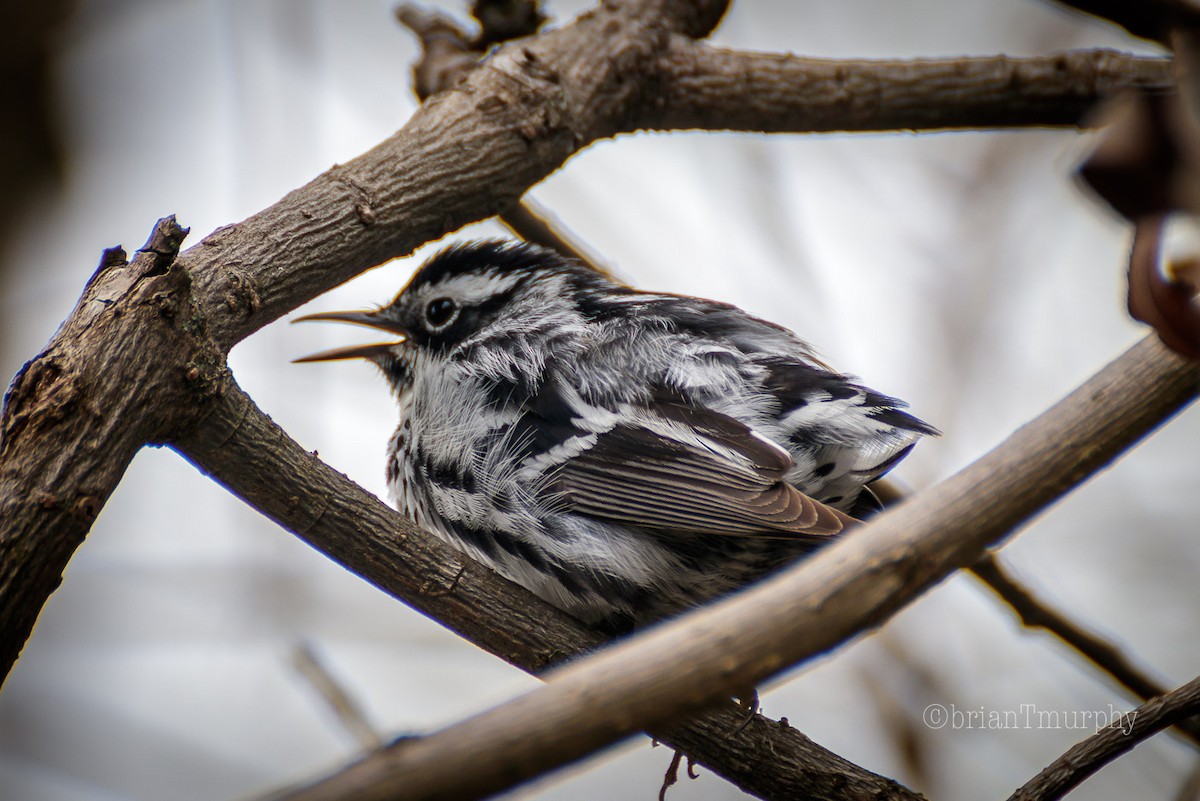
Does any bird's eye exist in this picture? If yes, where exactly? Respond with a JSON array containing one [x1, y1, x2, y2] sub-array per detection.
[[424, 298, 458, 330]]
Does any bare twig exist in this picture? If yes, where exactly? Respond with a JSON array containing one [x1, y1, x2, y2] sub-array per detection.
[[876, 491, 1200, 751], [499, 198, 614, 277], [271, 335, 1198, 801], [471, 0, 546, 48], [1008, 673, 1200, 801], [291, 640, 383, 751], [970, 553, 1200, 747]]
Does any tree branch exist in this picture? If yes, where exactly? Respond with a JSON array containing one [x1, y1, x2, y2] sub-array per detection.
[[0, 216, 219, 680], [178, 0, 731, 352], [971, 553, 1200, 748], [395, 1, 642, 276], [270, 334, 1197, 800], [1008, 673, 1200, 801], [651, 46, 1173, 132], [173, 378, 923, 801]]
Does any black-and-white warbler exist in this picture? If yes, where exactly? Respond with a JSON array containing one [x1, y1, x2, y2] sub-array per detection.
[[297, 241, 936, 630]]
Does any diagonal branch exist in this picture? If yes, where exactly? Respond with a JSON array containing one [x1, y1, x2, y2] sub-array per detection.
[[0, 216, 221, 679], [1008, 672, 1200, 801], [971, 554, 1200, 748], [172, 378, 923, 801], [255, 334, 1197, 800], [177, 0, 732, 352]]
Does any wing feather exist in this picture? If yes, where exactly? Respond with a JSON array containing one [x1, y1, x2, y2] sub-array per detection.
[[552, 399, 852, 538]]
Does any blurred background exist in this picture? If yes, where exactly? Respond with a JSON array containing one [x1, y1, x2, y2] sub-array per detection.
[[1, 1, 1196, 799]]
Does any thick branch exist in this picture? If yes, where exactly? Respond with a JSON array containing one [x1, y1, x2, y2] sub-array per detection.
[[0, 217, 224, 680], [1009, 673, 1200, 801], [173, 380, 922, 801], [270, 334, 1197, 800], [178, 46, 1168, 352], [652, 46, 1173, 132]]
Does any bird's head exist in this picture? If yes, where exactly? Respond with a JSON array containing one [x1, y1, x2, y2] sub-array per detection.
[[294, 240, 597, 391]]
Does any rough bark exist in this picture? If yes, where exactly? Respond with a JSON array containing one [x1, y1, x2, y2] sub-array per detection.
[[0, 218, 224, 674], [650, 47, 1172, 132]]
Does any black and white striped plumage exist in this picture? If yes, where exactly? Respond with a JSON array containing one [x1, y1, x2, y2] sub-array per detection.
[[298, 241, 936, 630]]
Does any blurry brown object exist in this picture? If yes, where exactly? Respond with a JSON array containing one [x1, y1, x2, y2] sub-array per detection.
[[1051, 0, 1200, 45], [0, 0, 73, 258], [1080, 37, 1200, 359], [1129, 215, 1200, 359]]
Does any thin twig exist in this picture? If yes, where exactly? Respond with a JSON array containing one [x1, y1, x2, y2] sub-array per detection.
[[499, 198, 614, 277], [1008, 672, 1200, 801], [876, 488, 1200, 751], [970, 554, 1200, 747], [291, 640, 383, 751]]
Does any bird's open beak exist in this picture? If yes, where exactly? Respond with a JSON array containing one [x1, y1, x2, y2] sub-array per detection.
[[292, 309, 408, 364]]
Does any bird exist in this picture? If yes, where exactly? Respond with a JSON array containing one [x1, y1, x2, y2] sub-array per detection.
[[296, 240, 936, 632]]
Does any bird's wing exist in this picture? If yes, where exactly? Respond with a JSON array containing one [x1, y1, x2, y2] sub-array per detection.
[[548, 399, 853, 539]]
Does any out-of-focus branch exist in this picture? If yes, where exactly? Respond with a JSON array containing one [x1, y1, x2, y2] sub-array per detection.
[[176, 379, 924, 801], [1008, 672, 1200, 801], [971, 554, 1200, 748], [877, 487, 1200, 750], [652, 46, 1172, 132], [498, 198, 614, 277], [291, 641, 383, 751], [1047, 0, 1200, 45], [276, 334, 1198, 801]]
